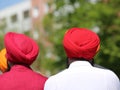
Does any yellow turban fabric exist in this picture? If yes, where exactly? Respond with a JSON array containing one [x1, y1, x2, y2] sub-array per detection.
[[0, 48, 7, 72]]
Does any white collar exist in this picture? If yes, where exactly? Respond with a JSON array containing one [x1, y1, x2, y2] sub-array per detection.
[[69, 61, 92, 69]]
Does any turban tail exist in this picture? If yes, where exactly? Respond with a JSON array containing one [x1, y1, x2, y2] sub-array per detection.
[[63, 28, 100, 60], [4, 32, 39, 65]]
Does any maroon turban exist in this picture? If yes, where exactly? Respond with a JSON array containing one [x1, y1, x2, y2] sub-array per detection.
[[63, 28, 100, 60], [4, 32, 39, 65]]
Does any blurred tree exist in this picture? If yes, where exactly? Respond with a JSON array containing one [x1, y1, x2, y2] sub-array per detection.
[[0, 18, 7, 49], [43, 0, 120, 78]]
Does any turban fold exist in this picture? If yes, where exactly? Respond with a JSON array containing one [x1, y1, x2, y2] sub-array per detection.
[[4, 32, 39, 65], [63, 28, 100, 60], [0, 48, 7, 72]]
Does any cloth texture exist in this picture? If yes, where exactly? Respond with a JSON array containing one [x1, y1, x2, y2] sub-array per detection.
[[4, 32, 39, 65], [0, 48, 7, 72], [63, 28, 100, 60], [44, 61, 120, 90], [0, 65, 47, 90]]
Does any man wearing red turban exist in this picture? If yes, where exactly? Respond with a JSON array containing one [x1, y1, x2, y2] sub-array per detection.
[[44, 28, 120, 90], [0, 32, 47, 90]]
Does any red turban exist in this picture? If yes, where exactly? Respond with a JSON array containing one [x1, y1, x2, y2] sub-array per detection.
[[63, 28, 100, 60], [4, 32, 39, 65]]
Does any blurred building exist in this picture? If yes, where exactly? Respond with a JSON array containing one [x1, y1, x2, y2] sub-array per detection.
[[0, 0, 48, 33]]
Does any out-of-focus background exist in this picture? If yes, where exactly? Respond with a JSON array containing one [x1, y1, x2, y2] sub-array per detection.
[[0, 0, 120, 78]]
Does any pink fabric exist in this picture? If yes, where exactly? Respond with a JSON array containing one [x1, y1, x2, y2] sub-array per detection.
[[63, 28, 100, 60], [4, 32, 39, 65], [0, 65, 47, 90]]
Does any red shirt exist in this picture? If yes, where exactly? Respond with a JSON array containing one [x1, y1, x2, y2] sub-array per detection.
[[0, 65, 47, 90]]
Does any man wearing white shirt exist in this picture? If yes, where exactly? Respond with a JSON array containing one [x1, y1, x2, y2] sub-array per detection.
[[44, 28, 120, 90]]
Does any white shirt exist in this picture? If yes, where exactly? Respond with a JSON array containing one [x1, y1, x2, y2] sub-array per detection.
[[44, 61, 120, 90]]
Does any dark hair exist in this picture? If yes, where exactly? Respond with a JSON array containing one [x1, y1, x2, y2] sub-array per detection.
[[5, 61, 11, 72], [66, 57, 94, 68]]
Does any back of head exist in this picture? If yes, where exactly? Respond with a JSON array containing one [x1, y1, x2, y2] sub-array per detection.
[[63, 28, 100, 60], [4, 32, 39, 65]]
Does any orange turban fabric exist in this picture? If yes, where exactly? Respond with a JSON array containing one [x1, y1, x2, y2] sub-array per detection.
[[63, 28, 100, 60], [0, 48, 7, 72], [4, 32, 39, 65]]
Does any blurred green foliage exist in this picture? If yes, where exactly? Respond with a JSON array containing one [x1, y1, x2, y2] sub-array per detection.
[[43, 0, 120, 78]]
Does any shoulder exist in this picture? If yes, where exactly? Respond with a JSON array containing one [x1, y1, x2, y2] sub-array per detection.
[[93, 65, 118, 78], [94, 66, 118, 78], [44, 69, 68, 90], [104, 70, 120, 89], [46, 69, 67, 80], [104, 69, 119, 81], [31, 71, 48, 81], [95, 67, 120, 87], [44, 75, 57, 90]]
